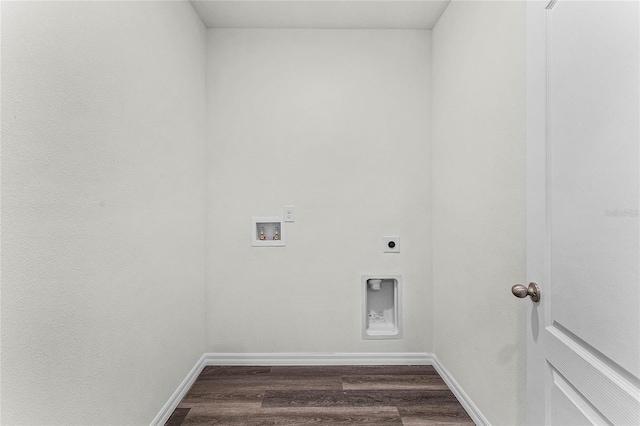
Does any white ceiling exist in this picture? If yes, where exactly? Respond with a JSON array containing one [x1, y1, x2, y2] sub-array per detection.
[[190, 1, 451, 29]]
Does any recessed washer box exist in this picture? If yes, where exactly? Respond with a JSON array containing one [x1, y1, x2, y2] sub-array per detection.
[[252, 217, 285, 247]]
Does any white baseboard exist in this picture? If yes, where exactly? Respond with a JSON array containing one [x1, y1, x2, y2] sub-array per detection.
[[204, 352, 433, 366], [152, 352, 489, 426], [431, 355, 490, 426], [150, 353, 206, 426]]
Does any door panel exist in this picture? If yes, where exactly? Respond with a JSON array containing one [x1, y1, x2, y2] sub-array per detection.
[[546, 325, 639, 425], [551, 371, 605, 426], [527, 0, 640, 424], [548, 0, 640, 381]]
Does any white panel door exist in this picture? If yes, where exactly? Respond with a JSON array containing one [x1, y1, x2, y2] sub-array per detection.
[[526, 1, 640, 424]]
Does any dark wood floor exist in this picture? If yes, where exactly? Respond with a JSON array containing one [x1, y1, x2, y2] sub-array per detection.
[[166, 365, 475, 425]]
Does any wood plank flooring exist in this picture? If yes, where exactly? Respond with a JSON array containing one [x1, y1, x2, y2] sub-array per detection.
[[166, 365, 475, 425]]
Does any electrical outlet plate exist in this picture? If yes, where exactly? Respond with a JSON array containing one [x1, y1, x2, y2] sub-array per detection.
[[383, 236, 400, 253], [284, 205, 295, 222]]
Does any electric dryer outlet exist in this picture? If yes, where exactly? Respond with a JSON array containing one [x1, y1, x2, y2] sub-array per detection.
[[383, 236, 400, 253]]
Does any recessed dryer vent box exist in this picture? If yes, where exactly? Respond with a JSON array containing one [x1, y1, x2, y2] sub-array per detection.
[[362, 275, 403, 339], [252, 217, 285, 247]]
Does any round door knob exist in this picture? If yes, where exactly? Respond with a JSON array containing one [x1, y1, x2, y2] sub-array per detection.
[[511, 282, 541, 302]]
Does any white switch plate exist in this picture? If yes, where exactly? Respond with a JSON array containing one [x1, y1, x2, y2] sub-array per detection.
[[284, 205, 295, 222], [383, 236, 400, 253]]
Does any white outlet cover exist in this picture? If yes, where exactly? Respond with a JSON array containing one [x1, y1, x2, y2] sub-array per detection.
[[383, 236, 400, 253], [284, 205, 295, 222]]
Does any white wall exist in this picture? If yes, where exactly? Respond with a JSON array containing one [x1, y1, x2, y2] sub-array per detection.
[[1, 1, 529, 422], [1, 2, 207, 424], [206, 29, 432, 353], [431, 1, 526, 425]]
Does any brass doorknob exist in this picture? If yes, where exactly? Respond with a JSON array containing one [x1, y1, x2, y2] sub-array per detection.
[[511, 282, 541, 302]]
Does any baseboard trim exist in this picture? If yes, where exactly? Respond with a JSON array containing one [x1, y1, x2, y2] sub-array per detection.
[[203, 352, 433, 366], [150, 353, 206, 426], [152, 352, 489, 426], [431, 355, 490, 426]]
